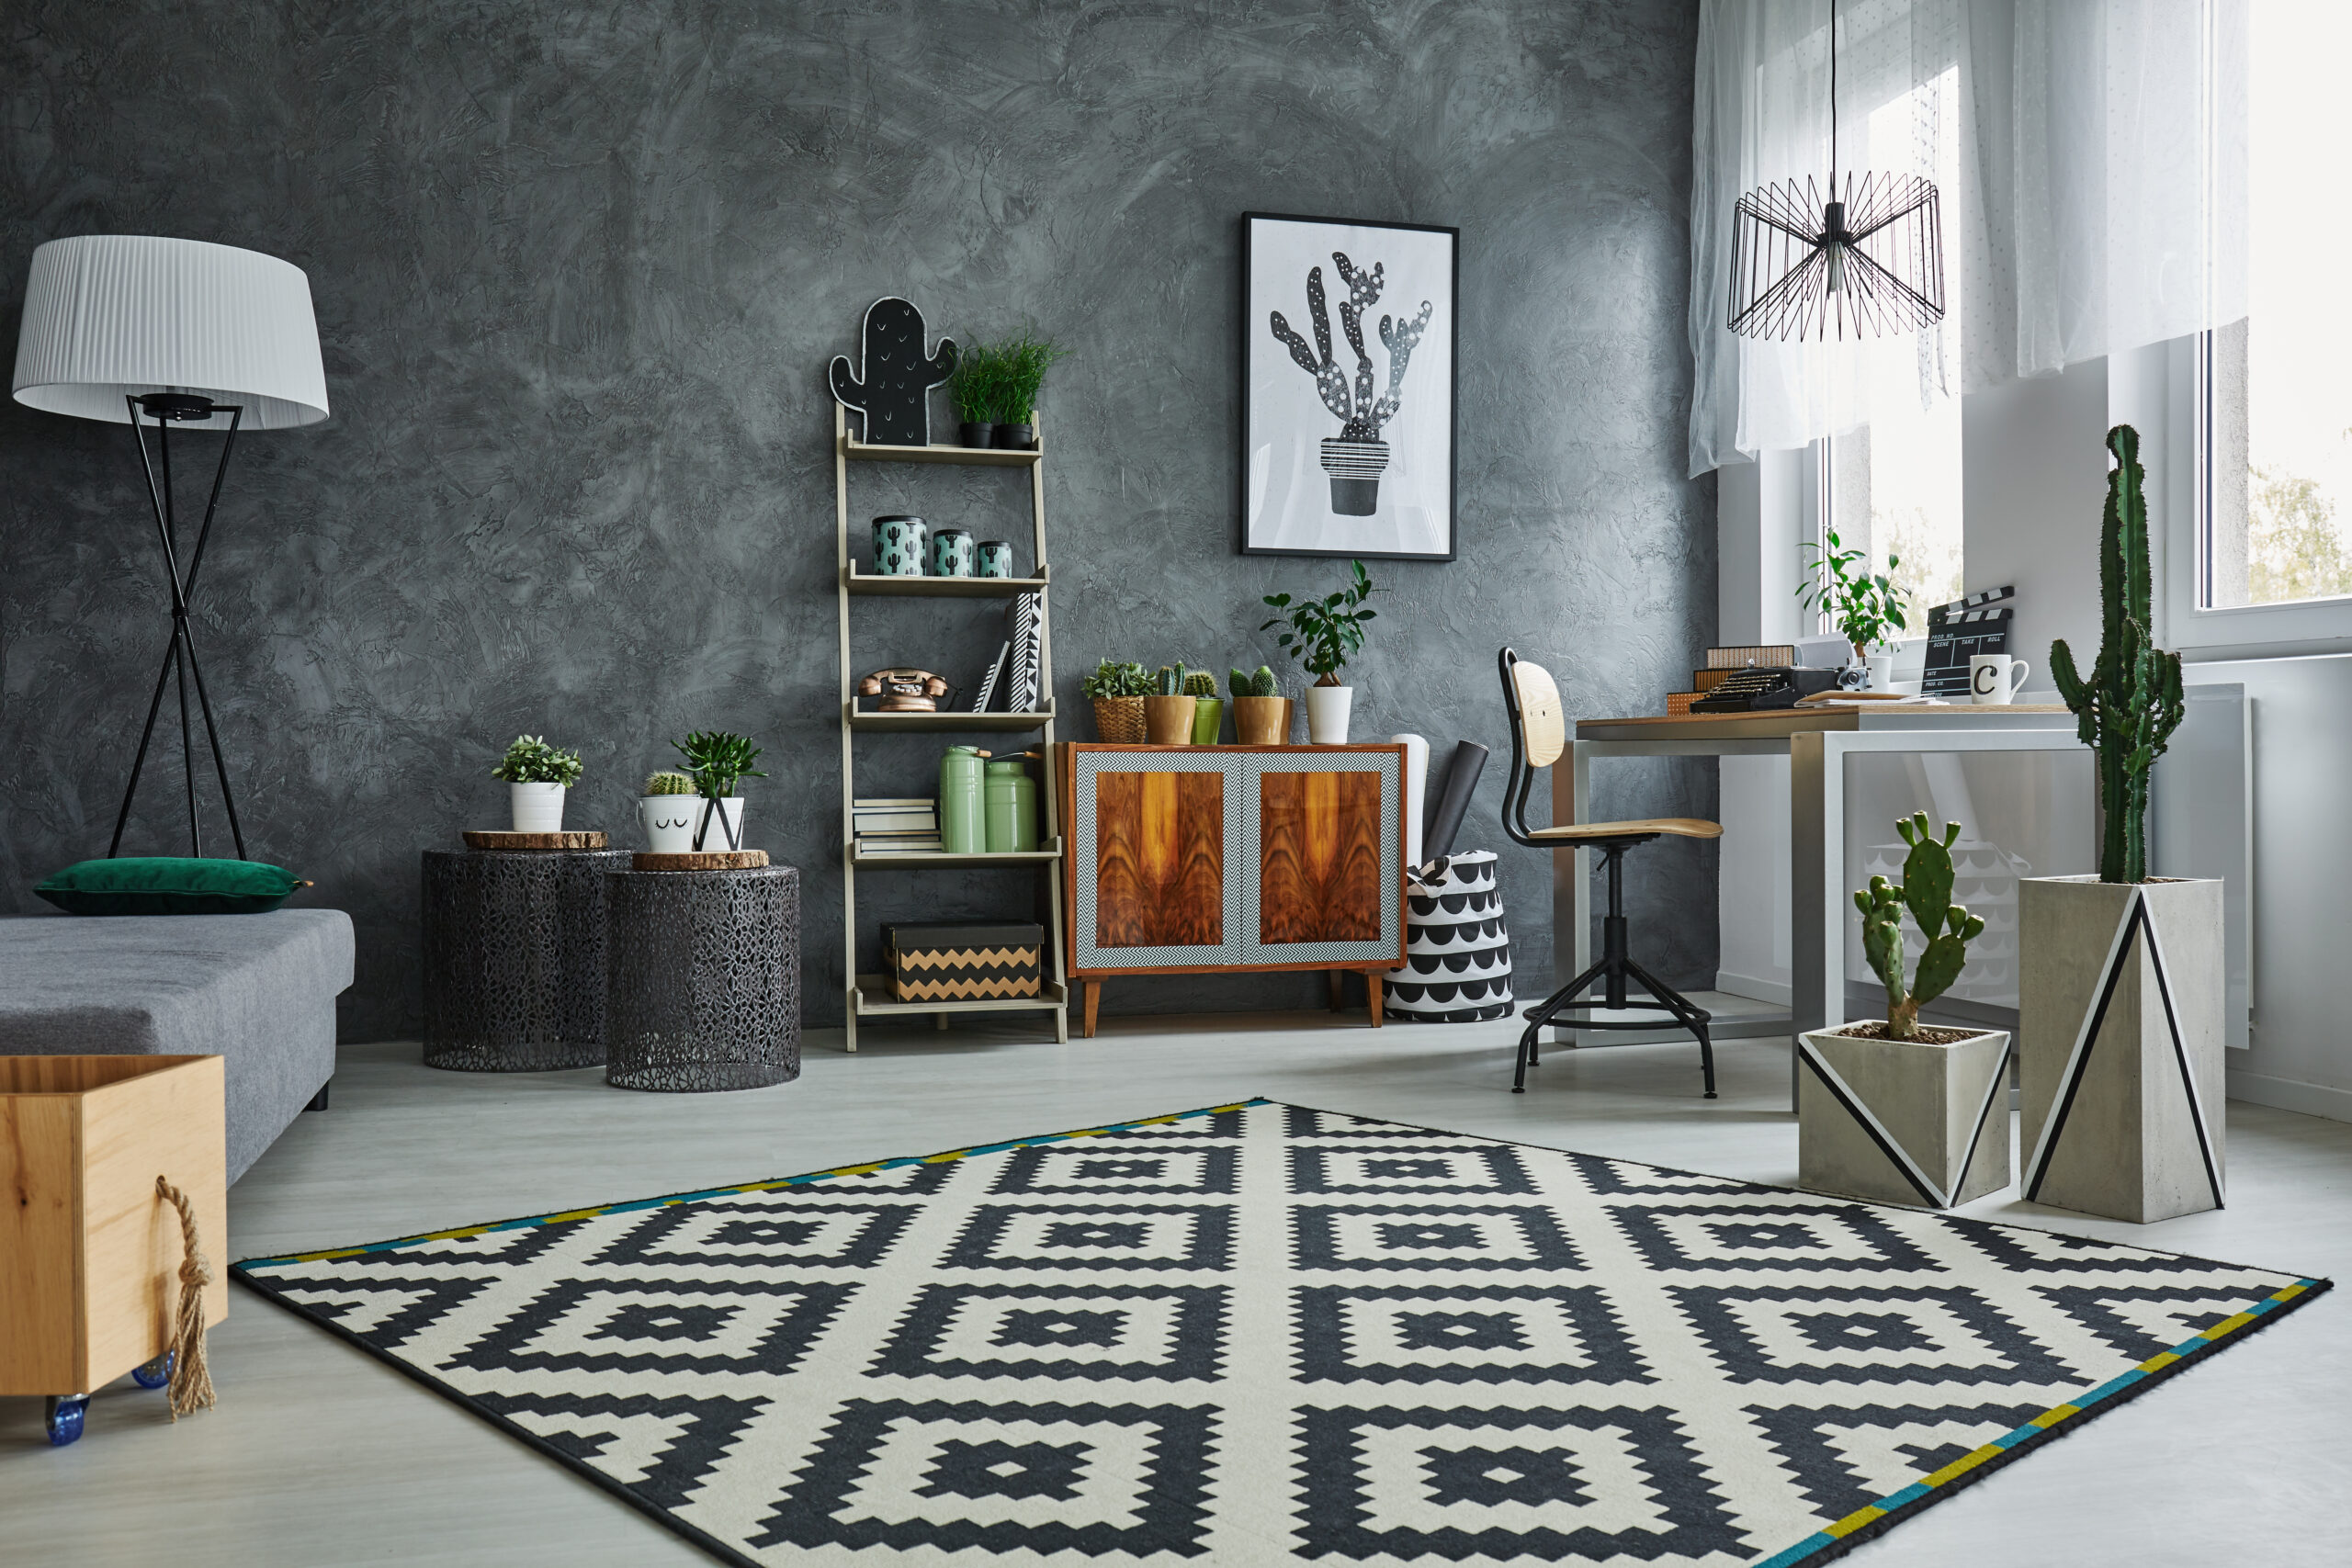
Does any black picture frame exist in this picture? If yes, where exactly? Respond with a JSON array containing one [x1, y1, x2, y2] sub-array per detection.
[[1239, 210, 1459, 561]]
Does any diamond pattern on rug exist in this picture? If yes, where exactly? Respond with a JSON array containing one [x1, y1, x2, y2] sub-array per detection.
[[233, 1100, 2325, 1568]]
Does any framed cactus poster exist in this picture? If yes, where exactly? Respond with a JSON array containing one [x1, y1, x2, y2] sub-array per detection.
[[1241, 211, 1457, 560]]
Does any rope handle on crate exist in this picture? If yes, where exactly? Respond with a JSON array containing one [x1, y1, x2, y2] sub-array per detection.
[[155, 1176, 217, 1418]]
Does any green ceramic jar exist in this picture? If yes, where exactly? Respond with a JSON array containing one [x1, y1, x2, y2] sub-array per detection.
[[939, 745, 989, 854], [983, 758, 1038, 852]]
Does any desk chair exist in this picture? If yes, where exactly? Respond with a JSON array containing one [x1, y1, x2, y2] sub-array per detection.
[[1499, 648, 1720, 1098]]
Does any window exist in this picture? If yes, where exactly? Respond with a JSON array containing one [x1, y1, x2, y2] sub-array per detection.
[[2202, 0, 2352, 614]]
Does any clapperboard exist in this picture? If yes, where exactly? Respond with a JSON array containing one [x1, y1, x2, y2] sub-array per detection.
[[1921, 586, 2016, 699]]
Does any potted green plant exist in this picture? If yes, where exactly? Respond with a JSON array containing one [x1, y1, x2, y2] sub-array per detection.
[[948, 340, 1001, 448], [1798, 814, 2009, 1210], [1797, 526, 1907, 680], [1146, 661, 1198, 745], [1229, 665, 1284, 743], [1262, 558, 1381, 743], [1182, 671, 1222, 743], [1080, 659, 1152, 741], [2023, 424, 2216, 1223], [490, 735, 583, 832], [989, 329, 1069, 450], [670, 730, 767, 852], [638, 770, 698, 852]]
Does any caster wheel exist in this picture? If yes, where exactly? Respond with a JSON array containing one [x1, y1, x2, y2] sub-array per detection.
[[132, 1351, 174, 1390], [45, 1394, 89, 1447]]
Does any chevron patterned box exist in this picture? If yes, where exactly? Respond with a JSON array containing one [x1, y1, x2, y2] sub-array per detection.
[[883, 922, 1044, 1001]]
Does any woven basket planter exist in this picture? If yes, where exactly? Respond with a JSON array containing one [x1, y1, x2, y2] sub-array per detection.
[[1092, 696, 1148, 743]]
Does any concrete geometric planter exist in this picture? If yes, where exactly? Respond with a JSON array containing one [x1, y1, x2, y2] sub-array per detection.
[[1797, 1024, 2013, 1209], [2018, 875, 2225, 1224]]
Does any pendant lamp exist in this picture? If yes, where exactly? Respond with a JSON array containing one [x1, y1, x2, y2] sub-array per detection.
[[1728, 0, 1945, 341]]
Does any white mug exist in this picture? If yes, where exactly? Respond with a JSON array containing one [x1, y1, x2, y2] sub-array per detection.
[[1865, 652, 1897, 692], [1970, 654, 2031, 705]]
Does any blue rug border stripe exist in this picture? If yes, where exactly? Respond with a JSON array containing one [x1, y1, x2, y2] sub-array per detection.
[[233, 1097, 1267, 1270]]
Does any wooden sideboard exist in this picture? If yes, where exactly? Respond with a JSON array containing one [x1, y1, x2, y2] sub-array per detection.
[[1054, 743, 1407, 1035]]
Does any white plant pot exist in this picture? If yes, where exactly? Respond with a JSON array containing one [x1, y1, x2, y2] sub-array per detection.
[[2018, 874, 2225, 1223], [1796, 1022, 2012, 1209], [1304, 684, 1354, 744], [687, 796, 748, 852], [509, 782, 566, 833], [639, 795, 701, 852]]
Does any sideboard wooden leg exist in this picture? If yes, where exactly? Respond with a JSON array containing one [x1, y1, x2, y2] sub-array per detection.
[[1082, 978, 1102, 1039], [1328, 970, 1346, 1011], [1366, 972, 1384, 1028]]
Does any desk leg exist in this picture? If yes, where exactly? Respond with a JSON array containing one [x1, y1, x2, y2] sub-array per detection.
[[1553, 742, 1594, 1045], [1789, 732, 1849, 1108]]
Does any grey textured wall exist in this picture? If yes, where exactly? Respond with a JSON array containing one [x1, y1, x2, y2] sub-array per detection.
[[1, 1, 1715, 1040]]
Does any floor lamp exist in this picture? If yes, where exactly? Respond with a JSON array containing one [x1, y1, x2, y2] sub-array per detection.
[[11, 235, 329, 860]]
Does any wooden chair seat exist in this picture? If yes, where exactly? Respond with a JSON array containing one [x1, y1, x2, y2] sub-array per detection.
[[1529, 817, 1722, 842]]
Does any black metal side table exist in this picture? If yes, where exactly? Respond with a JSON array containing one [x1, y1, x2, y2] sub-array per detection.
[[605, 864, 801, 1092], [422, 848, 633, 1070]]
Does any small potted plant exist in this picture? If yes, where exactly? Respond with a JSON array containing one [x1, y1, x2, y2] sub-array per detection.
[[1145, 662, 1198, 745], [949, 340, 1000, 448], [1798, 814, 2007, 1211], [671, 730, 766, 852], [990, 329, 1069, 449], [1797, 526, 1907, 682], [1229, 665, 1286, 744], [1080, 659, 1151, 741], [1183, 671, 1222, 743], [490, 735, 583, 832], [638, 770, 699, 852], [1262, 558, 1382, 744]]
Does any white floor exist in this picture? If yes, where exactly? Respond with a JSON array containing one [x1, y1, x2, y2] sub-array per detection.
[[5, 1014, 2346, 1567]]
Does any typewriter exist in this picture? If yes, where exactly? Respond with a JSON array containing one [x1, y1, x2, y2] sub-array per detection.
[[1689, 666, 1846, 713]]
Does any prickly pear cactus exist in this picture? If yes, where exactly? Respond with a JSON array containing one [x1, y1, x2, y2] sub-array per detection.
[[1849, 813, 1986, 1038], [829, 298, 956, 446]]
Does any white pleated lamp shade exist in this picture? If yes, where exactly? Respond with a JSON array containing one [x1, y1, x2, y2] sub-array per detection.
[[11, 234, 329, 430]]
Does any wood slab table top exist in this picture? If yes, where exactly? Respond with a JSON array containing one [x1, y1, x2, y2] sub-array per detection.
[[1577, 704, 2075, 742]]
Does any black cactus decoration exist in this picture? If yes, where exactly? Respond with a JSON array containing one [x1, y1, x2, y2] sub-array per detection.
[[1270, 254, 1432, 515], [829, 297, 956, 447]]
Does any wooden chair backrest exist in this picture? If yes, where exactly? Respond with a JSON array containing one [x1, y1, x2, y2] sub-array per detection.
[[1510, 658, 1567, 769]]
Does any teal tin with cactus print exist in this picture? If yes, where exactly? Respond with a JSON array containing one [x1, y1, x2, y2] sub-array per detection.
[[873, 515, 927, 576], [931, 527, 975, 578]]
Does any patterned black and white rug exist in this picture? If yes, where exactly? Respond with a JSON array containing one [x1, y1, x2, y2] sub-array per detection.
[[234, 1100, 2324, 1567]]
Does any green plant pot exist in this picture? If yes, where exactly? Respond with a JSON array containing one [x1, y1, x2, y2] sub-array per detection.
[[1189, 698, 1223, 744]]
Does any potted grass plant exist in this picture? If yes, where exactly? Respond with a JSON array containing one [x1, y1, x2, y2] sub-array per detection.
[[1262, 558, 1382, 743], [1797, 526, 1907, 680], [671, 730, 766, 851], [1080, 659, 1151, 742], [490, 735, 583, 832], [949, 340, 1001, 448], [989, 329, 1069, 449]]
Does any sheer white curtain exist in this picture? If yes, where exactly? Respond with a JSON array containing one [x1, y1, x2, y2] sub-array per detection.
[[1690, 0, 2248, 477]]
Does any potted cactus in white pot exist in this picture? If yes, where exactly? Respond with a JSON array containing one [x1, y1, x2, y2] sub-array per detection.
[[672, 730, 766, 852], [2021, 424, 2220, 1224], [638, 770, 699, 852], [1798, 814, 2010, 1212], [1262, 558, 1382, 744], [490, 735, 583, 832]]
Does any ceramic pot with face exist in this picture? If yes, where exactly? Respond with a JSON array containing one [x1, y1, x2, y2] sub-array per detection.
[[931, 527, 975, 578], [639, 795, 699, 852], [873, 515, 927, 576]]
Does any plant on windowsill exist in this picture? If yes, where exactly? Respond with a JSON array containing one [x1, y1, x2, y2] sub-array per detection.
[[1080, 659, 1152, 742], [1797, 527, 1907, 667], [490, 735, 583, 833], [1262, 558, 1382, 743], [671, 730, 766, 852]]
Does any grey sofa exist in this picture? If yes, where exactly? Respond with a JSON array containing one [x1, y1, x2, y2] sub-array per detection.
[[0, 909, 354, 1181]]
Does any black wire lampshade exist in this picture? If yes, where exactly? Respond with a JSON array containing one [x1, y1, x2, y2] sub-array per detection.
[[1728, 170, 1946, 341]]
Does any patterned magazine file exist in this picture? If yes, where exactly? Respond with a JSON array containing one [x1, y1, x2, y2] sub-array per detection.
[[1004, 592, 1043, 712], [884, 921, 1044, 1001]]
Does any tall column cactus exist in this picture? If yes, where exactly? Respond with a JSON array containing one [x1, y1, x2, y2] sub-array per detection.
[[2049, 424, 2186, 884], [1856, 814, 1984, 1039]]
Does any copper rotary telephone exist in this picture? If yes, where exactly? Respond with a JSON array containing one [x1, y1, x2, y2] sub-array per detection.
[[858, 668, 951, 713]]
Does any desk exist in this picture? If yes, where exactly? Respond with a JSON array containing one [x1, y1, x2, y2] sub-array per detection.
[[1560, 705, 2081, 1101]]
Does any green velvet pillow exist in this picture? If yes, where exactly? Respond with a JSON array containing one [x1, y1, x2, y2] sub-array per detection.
[[35, 857, 306, 916]]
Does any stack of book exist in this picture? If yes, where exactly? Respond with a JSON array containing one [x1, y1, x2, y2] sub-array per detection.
[[1667, 644, 1801, 714], [853, 797, 944, 854]]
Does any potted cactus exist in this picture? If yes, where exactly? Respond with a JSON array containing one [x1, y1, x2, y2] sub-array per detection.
[[1262, 558, 1381, 743], [671, 730, 766, 852], [1183, 671, 1223, 743], [1080, 659, 1152, 742], [638, 770, 699, 852], [1145, 662, 1198, 745], [490, 735, 583, 832], [1229, 665, 1287, 744], [2020, 423, 2220, 1224], [1797, 814, 2011, 1211]]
